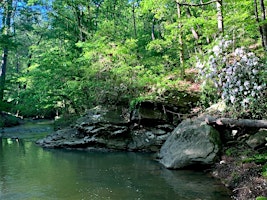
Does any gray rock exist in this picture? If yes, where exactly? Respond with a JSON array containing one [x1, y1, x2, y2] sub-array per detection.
[[246, 129, 267, 149], [37, 105, 174, 152], [76, 106, 129, 126], [158, 118, 221, 169], [36, 127, 77, 148]]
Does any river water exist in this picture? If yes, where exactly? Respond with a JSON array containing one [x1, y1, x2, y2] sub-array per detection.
[[0, 121, 231, 200]]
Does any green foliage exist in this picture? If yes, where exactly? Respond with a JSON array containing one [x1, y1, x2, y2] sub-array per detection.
[[263, 164, 267, 178], [0, 113, 20, 127], [243, 153, 267, 178], [225, 148, 234, 156], [1, 0, 266, 119], [243, 153, 267, 164], [199, 80, 219, 108], [256, 197, 267, 200], [0, 101, 13, 112]]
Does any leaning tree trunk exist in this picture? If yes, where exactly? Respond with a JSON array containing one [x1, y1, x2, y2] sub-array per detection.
[[0, 0, 13, 101], [205, 116, 267, 129]]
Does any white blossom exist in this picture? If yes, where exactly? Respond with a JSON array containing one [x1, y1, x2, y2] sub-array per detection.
[[244, 81, 250, 87], [197, 39, 264, 117], [252, 69, 259, 75], [243, 98, 250, 104], [241, 55, 248, 63], [230, 96, 235, 103], [213, 45, 221, 56], [257, 86, 262, 90], [234, 88, 239, 93], [247, 52, 255, 57], [234, 47, 245, 56]]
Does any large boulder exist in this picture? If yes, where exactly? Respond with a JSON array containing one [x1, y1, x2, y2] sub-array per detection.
[[158, 117, 221, 169]]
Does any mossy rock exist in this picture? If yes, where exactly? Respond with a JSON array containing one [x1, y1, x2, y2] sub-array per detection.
[[160, 89, 200, 111]]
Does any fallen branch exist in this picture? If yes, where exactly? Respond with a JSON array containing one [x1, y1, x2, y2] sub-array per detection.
[[205, 116, 267, 128], [162, 105, 198, 120]]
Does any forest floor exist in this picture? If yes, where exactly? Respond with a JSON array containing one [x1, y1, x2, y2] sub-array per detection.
[[212, 143, 267, 200]]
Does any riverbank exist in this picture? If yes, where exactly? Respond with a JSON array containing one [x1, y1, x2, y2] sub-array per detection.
[[212, 144, 267, 200]]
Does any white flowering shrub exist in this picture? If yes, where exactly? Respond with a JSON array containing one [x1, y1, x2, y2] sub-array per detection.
[[197, 39, 266, 118]]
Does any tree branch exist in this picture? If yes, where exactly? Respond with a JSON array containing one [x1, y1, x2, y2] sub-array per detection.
[[177, 0, 218, 7]]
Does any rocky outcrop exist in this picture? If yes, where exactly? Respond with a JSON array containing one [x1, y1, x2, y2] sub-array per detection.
[[158, 117, 221, 169], [36, 104, 175, 152]]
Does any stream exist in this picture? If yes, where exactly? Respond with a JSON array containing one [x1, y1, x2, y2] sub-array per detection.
[[0, 121, 231, 200]]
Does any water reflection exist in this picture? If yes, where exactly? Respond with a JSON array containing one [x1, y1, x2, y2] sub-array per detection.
[[0, 138, 231, 200]]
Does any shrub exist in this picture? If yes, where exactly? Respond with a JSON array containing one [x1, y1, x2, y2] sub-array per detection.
[[0, 113, 20, 127], [197, 39, 266, 118]]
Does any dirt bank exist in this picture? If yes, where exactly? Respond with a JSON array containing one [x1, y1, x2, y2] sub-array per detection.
[[212, 144, 267, 200]]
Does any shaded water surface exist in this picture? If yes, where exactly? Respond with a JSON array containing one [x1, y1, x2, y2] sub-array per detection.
[[0, 122, 231, 200]]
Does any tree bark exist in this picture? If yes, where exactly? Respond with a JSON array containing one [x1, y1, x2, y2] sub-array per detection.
[[0, 0, 13, 101], [73, 5, 86, 42], [254, 0, 266, 50], [259, 0, 267, 50], [151, 18, 155, 40], [132, 1, 137, 38], [216, 0, 224, 34], [176, 1, 185, 78], [205, 116, 267, 128]]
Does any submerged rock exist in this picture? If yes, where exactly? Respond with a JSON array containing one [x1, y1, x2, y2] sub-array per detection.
[[158, 117, 221, 169]]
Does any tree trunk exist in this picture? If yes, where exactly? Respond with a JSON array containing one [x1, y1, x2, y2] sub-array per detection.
[[176, 1, 185, 78], [205, 116, 267, 128], [132, 1, 137, 38], [259, 0, 267, 50], [74, 5, 86, 42], [0, 0, 13, 101], [254, 0, 266, 50], [0, 48, 8, 101], [151, 18, 155, 40], [216, 0, 224, 35]]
